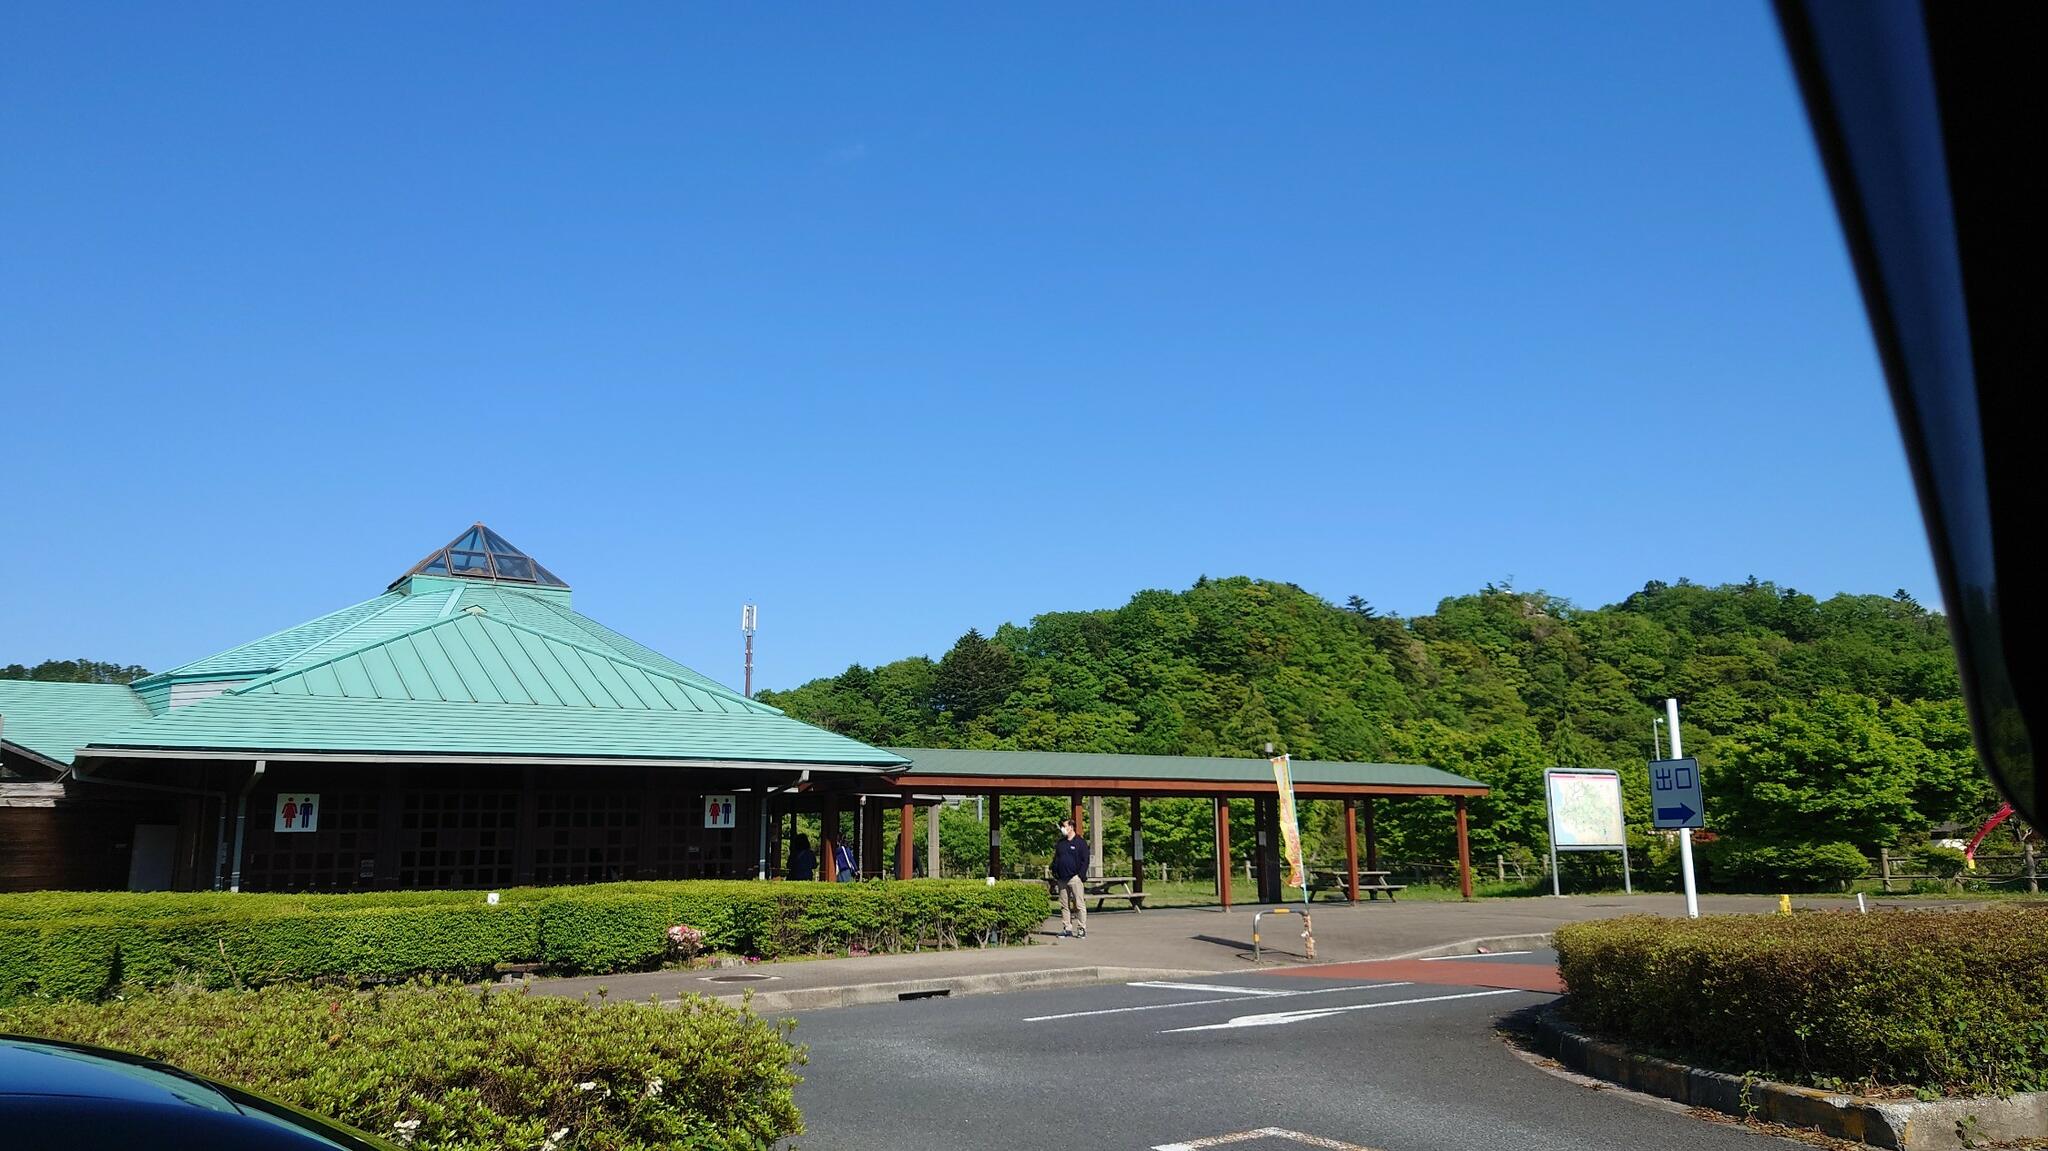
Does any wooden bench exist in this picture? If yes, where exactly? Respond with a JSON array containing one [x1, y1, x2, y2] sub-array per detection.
[[1088, 889, 1149, 911], [1306, 869, 1407, 902], [1046, 875, 1150, 911]]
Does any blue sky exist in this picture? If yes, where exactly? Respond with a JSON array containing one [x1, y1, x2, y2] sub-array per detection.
[[1, 2, 1935, 692]]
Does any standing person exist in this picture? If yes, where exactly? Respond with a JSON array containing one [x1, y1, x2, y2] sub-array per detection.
[[788, 833, 816, 882], [1051, 818, 1090, 938], [834, 837, 858, 882]]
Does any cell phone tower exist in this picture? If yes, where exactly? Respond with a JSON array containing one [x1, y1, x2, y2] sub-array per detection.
[[741, 603, 758, 698]]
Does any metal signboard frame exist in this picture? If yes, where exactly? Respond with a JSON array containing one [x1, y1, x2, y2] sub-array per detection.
[[1543, 767, 1631, 896]]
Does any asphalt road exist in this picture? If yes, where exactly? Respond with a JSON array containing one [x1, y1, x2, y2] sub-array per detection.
[[784, 950, 1784, 1151]]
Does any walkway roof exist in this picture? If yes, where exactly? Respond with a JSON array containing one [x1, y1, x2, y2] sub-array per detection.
[[883, 747, 1486, 798]]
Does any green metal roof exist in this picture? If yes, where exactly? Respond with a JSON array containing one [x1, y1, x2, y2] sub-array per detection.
[[150, 591, 408, 680], [61, 524, 903, 770], [0, 681, 152, 768], [90, 694, 903, 766], [233, 612, 775, 714], [886, 747, 1485, 792], [146, 578, 736, 700]]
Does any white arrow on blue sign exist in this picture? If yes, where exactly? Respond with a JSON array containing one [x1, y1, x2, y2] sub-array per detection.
[[1648, 757, 1705, 830]]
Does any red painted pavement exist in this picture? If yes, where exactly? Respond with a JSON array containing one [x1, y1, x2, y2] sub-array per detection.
[[1282, 958, 1563, 993]]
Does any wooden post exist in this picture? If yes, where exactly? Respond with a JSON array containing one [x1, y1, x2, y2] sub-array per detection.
[[1089, 795, 1104, 878], [1880, 847, 1893, 893], [1070, 793, 1085, 835], [897, 800, 915, 880], [821, 796, 840, 883], [927, 800, 942, 878], [1497, 854, 1506, 883], [1130, 796, 1146, 895], [2026, 844, 2038, 895], [987, 794, 1002, 879], [1455, 796, 1473, 901], [862, 799, 885, 880], [1343, 800, 1360, 904], [1215, 798, 1233, 909], [1255, 795, 1282, 903]]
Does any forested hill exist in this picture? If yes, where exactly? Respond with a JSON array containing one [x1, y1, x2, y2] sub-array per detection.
[[761, 577, 1994, 877]]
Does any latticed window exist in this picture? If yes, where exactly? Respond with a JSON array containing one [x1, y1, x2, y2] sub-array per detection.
[[533, 791, 641, 883], [398, 790, 518, 888], [243, 792, 379, 892], [652, 792, 742, 878]]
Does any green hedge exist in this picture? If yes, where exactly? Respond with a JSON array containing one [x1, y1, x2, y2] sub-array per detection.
[[1698, 838, 1869, 891], [1556, 907, 2048, 1095], [0, 879, 1051, 1000], [0, 982, 805, 1150]]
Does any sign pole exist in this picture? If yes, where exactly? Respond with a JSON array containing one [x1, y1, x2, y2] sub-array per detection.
[[1668, 697, 1699, 918], [1546, 771, 1562, 897]]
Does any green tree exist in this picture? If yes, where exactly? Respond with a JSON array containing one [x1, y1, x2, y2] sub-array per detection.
[[1, 658, 150, 684], [1711, 692, 1927, 852], [758, 575, 1977, 872], [931, 629, 1020, 722]]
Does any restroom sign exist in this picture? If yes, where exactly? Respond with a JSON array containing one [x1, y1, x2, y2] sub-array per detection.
[[274, 793, 319, 833], [703, 794, 737, 829]]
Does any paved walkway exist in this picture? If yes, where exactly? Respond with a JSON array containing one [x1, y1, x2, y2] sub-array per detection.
[[520, 892, 1931, 1008]]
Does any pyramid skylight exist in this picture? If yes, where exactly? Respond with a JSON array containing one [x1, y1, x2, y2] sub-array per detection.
[[390, 523, 568, 589]]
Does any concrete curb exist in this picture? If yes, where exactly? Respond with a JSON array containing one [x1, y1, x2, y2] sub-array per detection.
[[1380, 933, 1556, 961], [1530, 1003, 2048, 1150], [704, 966, 1216, 1013]]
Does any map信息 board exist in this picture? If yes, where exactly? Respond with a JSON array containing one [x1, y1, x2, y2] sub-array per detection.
[[1545, 770, 1625, 849]]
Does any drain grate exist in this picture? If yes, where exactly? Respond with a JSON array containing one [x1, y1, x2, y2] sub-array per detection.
[[704, 973, 776, 983]]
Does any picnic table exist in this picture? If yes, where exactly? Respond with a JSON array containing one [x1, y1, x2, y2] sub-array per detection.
[[1045, 874, 1149, 911], [1305, 868, 1405, 902]]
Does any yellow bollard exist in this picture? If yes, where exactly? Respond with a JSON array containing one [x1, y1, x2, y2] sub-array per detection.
[[1778, 894, 1792, 915]]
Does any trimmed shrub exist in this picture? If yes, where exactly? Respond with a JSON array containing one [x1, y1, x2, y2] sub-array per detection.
[[537, 893, 671, 973], [0, 982, 805, 1150], [0, 922, 37, 1001], [1556, 907, 2048, 1095], [0, 879, 1052, 1000], [118, 902, 544, 989], [35, 918, 120, 1001]]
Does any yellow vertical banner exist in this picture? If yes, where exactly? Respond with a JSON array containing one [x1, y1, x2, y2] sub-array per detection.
[[1272, 754, 1306, 892]]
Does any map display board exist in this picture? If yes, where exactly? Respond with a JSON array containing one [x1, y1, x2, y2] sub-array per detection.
[[1545, 769, 1626, 849]]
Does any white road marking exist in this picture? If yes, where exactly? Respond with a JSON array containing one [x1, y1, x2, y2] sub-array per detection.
[[1154, 1126, 1381, 1150], [1416, 950, 1532, 961], [1021, 982, 1410, 1023], [1162, 987, 1523, 1033], [1126, 981, 1301, 997]]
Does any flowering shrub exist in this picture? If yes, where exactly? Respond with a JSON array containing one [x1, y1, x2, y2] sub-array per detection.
[[0, 981, 805, 1150], [665, 924, 705, 959]]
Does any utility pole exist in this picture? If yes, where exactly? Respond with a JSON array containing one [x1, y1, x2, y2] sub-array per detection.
[[741, 603, 758, 698], [1668, 698, 1699, 918]]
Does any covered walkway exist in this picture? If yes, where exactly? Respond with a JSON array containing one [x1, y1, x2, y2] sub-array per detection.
[[864, 748, 1488, 904]]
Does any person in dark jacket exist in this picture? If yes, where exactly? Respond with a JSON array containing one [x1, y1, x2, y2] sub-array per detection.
[[788, 833, 816, 882], [1051, 818, 1091, 937]]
